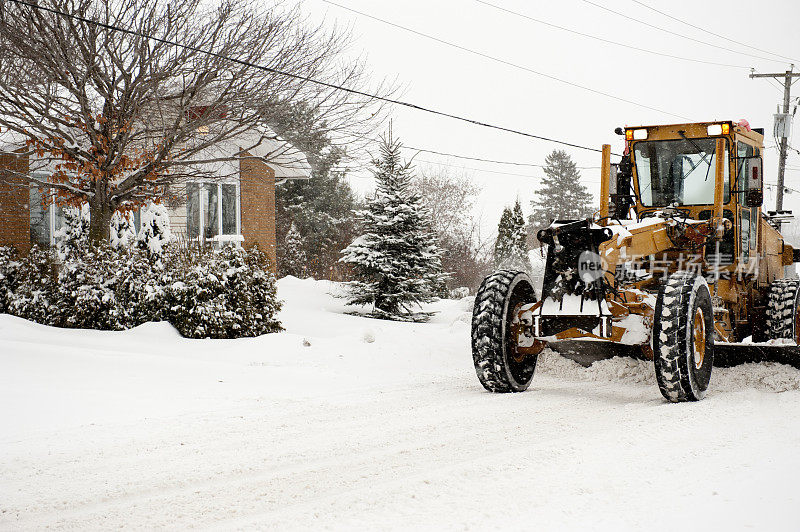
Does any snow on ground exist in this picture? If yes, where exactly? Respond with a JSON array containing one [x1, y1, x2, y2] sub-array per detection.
[[2, 276, 800, 530]]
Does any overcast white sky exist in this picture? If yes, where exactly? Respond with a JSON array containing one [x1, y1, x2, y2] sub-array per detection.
[[294, 0, 800, 239]]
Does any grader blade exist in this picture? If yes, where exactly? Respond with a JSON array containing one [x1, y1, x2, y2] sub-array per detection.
[[546, 341, 646, 367], [714, 344, 800, 370], [548, 342, 800, 370]]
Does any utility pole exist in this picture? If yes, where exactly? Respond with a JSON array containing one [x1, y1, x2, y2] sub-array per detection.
[[750, 65, 800, 211]]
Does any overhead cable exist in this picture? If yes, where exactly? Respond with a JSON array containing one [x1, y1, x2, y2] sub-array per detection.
[[404, 144, 601, 169], [630, 0, 799, 64], [322, 0, 691, 121], [474, 0, 749, 70], [582, 0, 787, 65]]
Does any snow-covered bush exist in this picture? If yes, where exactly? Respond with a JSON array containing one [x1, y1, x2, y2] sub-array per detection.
[[115, 247, 172, 327], [448, 286, 471, 300], [137, 203, 173, 259], [2, 243, 281, 338], [54, 242, 123, 330], [6, 245, 58, 325], [166, 245, 282, 339], [0, 246, 21, 314], [110, 210, 137, 249], [55, 206, 90, 261]]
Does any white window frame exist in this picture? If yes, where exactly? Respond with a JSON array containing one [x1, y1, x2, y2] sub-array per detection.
[[187, 180, 241, 245]]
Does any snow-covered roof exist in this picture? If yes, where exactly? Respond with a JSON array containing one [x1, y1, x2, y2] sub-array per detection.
[[0, 130, 28, 152], [232, 128, 312, 181], [0, 125, 313, 182]]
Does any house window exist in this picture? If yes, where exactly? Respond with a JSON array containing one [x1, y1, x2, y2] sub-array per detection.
[[187, 182, 240, 242], [29, 187, 65, 247]]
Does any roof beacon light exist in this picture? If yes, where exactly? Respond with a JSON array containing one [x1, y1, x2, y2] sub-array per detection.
[[625, 129, 634, 141], [722, 123, 730, 134], [632, 129, 648, 140]]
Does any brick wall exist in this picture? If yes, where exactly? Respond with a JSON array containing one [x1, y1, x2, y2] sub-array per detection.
[[239, 152, 277, 271], [0, 152, 31, 254]]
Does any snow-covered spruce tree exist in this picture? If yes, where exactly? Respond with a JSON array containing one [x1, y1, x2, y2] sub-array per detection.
[[494, 200, 530, 272], [509, 200, 531, 271], [528, 149, 594, 235], [282, 223, 308, 278], [340, 134, 447, 321], [494, 206, 514, 268]]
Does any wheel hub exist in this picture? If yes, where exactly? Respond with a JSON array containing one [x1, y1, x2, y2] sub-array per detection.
[[794, 302, 800, 344], [693, 307, 706, 369]]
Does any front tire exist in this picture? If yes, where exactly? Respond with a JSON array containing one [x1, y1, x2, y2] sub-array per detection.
[[653, 272, 714, 402], [471, 270, 539, 392]]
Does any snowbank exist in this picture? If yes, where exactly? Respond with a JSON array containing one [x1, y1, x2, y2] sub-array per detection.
[[1, 277, 799, 530], [538, 350, 800, 393]]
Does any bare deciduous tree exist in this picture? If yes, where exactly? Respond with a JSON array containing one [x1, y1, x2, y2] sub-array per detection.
[[0, 0, 388, 241], [414, 164, 490, 292]]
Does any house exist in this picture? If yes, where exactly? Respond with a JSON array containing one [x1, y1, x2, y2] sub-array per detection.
[[0, 134, 310, 270]]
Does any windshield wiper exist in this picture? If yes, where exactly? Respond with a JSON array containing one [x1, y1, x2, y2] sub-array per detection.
[[678, 130, 715, 181]]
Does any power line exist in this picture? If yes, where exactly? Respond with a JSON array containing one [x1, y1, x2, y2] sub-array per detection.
[[403, 144, 601, 169], [337, 156, 601, 182], [474, 0, 748, 70], [629, 0, 799, 65], [349, 131, 607, 169], [321, 0, 691, 121], [581, 0, 787, 65], [5, 0, 613, 156], [414, 157, 601, 181]]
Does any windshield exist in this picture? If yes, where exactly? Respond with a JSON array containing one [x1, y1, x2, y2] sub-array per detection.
[[633, 138, 729, 207]]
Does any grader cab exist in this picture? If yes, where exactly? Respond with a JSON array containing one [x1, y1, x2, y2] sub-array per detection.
[[471, 120, 800, 402]]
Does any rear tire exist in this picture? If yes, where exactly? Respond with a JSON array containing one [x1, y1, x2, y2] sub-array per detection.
[[471, 270, 538, 392], [765, 278, 800, 342], [653, 272, 714, 402]]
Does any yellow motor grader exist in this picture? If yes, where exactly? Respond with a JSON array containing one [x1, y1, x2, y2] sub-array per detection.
[[471, 120, 800, 402]]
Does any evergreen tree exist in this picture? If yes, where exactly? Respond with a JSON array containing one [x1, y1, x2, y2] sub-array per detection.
[[529, 149, 594, 234], [282, 223, 308, 278], [273, 103, 359, 280], [494, 206, 514, 268], [340, 133, 447, 321], [494, 200, 531, 272]]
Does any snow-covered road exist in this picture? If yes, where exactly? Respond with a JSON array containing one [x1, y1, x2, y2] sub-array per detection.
[[2, 277, 800, 530]]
